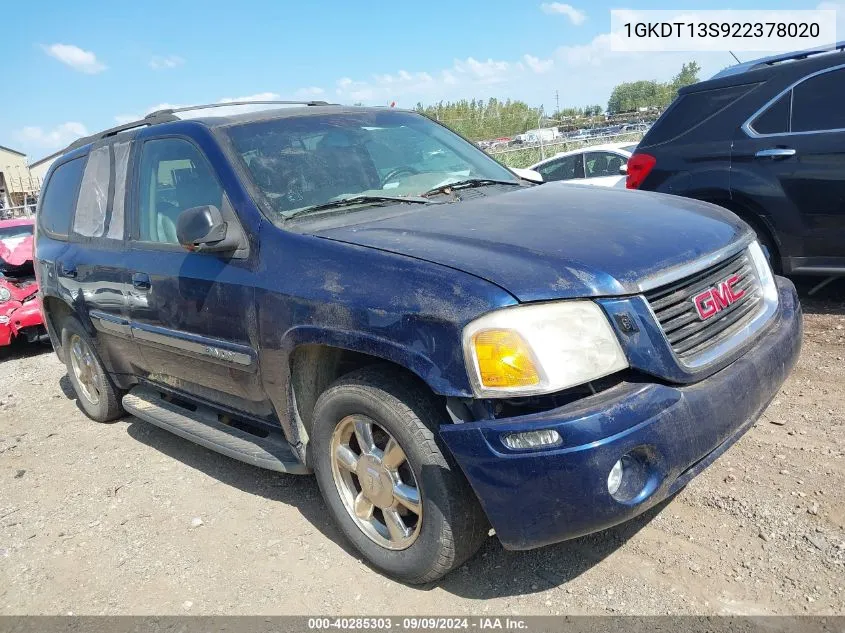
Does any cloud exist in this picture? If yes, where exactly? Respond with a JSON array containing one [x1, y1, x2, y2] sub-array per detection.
[[523, 54, 554, 74], [114, 93, 285, 124], [294, 86, 326, 98], [43, 44, 106, 74], [149, 55, 184, 70], [453, 57, 512, 83], [336, 77, 375, 102], [540, 3, 587, 25], [16, 122, 89, 150]]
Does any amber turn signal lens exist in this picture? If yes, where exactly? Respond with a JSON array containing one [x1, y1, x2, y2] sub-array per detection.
[[473, 329, 540, 388]]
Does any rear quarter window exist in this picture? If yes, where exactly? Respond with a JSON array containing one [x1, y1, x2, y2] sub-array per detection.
[[38, 157, 85, 240], [791, 67, 845, 132], [72, 140, 132, 240], [641, 83, 756, 146], [749, 93, 791, 135]]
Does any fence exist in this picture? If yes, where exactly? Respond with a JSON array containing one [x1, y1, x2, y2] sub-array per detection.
[[487, 131, 646, 169], [0, 204, 36, 221]]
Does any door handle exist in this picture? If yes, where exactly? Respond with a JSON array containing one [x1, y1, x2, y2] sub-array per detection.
[[59, 263, 77, 278], [755, 148, 796, 158], [132, 272, 151, 290]]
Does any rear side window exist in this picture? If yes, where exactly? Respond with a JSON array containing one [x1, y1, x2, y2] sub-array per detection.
[[39, 157, 85, 239], [73, 140, 132, 240], [74, 146, 110, 237], [585, 152, 625, 178], [536, 155, 584, 182], [642, 84, 755, 146], [791, 68, 845, 132], [751, 93, 791, 135]]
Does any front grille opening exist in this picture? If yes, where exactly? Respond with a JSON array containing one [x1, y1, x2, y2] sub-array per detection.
[[491, 371, 632, 419], [645, 249, 763, 364]]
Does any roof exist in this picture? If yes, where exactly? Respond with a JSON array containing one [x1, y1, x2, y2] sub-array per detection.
[[530, 142, 635, 169], [63, 101, 394, 153], [0, 145, 25, 157], [711, 41, 845, 80]]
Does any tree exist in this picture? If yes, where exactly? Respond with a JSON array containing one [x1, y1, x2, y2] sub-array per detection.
[[606, 61, 701, 114], [414, 98, 542, 140], [672, 61, 701, 91]]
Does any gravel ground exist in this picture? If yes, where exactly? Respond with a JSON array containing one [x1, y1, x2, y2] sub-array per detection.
[[1, 278, 843, 616]]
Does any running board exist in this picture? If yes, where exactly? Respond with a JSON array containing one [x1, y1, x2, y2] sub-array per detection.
[[123, 386, 310, 474]]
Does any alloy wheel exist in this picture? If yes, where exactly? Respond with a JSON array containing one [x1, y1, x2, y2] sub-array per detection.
[[69, 334, 101, 406], [329, 414, 422, 550]]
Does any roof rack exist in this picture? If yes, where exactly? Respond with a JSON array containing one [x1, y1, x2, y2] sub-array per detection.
[[64, 100, 334, 153], [712, 41, 845, 80], [146, 99, 333, 118]]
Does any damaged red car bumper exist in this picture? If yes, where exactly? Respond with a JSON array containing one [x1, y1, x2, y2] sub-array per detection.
[[0, 218, 45, 347], [0, 293, 44, 345]]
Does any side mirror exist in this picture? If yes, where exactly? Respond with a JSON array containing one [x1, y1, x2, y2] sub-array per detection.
[[619, 164, 628, 176], [176, 205, 236, 253]]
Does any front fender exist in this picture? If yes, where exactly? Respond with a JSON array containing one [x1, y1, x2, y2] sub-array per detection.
[[280, 325, 451, 395]]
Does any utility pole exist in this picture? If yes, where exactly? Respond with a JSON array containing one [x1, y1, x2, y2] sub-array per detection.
[[538, 105, 545, 161], [555, 90, 560, 116]]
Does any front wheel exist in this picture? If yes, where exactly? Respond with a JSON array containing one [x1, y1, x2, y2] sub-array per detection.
[[311, 367, 487, 584]]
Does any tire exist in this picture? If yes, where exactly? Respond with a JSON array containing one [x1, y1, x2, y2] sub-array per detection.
[[311, 366, 487, 584], [747, 220, 781, 274], [61, 317, 124, 422]]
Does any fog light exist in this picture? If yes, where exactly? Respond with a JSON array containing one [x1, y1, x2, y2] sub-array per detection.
[[0, 316, 9, 324], [607, 447, 659, 504], [502, 429, 562, 450], [607, 459, 624, 496]]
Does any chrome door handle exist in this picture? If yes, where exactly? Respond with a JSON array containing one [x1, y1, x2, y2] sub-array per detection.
[[755, 148, 796, 158]]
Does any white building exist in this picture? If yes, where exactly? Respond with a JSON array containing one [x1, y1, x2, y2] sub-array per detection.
[[0, 145, 39, 214]]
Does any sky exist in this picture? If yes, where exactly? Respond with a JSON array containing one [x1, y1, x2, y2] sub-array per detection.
[[3, 0, 842, 162]]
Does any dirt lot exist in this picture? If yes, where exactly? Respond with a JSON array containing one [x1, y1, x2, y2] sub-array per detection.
[[1, 278, 843, 616]]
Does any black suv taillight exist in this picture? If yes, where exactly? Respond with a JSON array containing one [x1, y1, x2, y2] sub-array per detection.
[[626, 153, 656, 190]]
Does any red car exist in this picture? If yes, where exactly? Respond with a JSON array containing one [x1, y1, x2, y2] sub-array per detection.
[[0, 218, 46, 348]]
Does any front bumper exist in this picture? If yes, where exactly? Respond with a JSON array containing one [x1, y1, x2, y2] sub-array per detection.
[[440, 277, 802, 550], [0, 300, 45, 346]]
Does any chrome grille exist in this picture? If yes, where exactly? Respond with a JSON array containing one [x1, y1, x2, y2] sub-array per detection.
[[645, 249, 763, 363]]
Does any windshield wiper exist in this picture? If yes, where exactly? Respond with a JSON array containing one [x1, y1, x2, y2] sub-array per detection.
[[284, 194, 433, 220], [422, 178, 521, 198]]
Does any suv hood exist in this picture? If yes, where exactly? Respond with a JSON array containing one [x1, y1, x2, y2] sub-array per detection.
[[312, 183, 751, 301]]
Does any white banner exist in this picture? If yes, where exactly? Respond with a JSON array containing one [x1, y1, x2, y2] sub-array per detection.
[[610, 9, 837, 52]]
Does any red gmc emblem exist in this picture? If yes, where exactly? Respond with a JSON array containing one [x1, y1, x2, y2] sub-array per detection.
[[692, 274, 746, 321]]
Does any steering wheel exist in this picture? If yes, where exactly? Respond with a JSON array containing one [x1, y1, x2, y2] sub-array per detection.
[[381, 166, 420, 186]]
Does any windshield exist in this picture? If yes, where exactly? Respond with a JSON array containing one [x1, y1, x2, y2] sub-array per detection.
[[223, 110, 517, 220], [0, 224, 34, 241], [0, 223, 34, 275]]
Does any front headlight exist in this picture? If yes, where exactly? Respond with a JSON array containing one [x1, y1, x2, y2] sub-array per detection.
[[462, 301, 629, 398], [748, 240, 779, 305], [0, 287, 10, 303]]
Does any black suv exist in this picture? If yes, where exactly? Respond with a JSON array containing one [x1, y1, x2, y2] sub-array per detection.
[[627, 43, 845, 276]]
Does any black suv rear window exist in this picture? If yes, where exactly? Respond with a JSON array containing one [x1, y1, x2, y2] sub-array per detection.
[[751, 93, 791, 135], [39, 157, 85, 239], [641, 84, 755, 146], [792, 67, 845, 132]]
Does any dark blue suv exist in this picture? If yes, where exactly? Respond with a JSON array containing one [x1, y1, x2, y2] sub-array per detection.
[[35, 102, 802, 583]]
